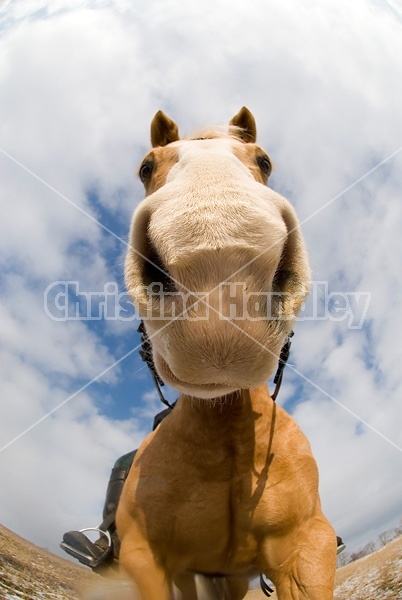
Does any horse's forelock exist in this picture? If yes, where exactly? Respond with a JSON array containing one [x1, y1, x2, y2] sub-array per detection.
[[189, 125, 245, 143]]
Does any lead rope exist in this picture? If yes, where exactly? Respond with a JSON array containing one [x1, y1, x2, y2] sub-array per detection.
[[259, 330, 294, 597]]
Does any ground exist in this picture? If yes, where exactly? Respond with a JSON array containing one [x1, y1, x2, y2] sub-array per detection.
[[0, 524, 96, 599], [1, 524, 401, 599]]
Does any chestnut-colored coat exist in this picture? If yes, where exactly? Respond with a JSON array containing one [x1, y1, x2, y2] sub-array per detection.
[[117, 386, 336, 599]]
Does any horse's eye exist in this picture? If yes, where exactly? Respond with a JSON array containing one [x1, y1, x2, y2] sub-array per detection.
[[139, 161, 154, 183], [257, 155, 272, 176]]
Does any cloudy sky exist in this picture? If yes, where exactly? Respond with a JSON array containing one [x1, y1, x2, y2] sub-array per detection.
[[0, 0, 401, 563]]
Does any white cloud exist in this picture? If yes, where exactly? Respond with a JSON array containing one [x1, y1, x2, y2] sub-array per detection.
[[0, 382, 145, 553], [0, 0, 401, 561], [291, 393, 402, 551], [0, 275, 115, 380]]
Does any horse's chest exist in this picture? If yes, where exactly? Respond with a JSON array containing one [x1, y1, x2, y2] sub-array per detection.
[[135, 465, 273, 572], [131, 416, 293, 570]]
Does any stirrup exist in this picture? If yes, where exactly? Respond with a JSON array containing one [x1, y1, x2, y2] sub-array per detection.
[[60, 527, 112, 568], [337, 541, 347, 555]]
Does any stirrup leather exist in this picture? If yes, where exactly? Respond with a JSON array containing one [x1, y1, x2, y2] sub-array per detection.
[[60, 527, 112, 568]]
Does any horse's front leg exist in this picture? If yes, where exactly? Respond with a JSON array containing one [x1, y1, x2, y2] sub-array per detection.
[[223, 575, 249, 599], [173, 572, 198, 600], [119, 528, 172, 600], [261, 514, 336, 599]]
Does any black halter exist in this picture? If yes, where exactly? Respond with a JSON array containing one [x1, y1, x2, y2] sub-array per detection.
[[271, 330, 294, 401], [137, 322, 174, 409]]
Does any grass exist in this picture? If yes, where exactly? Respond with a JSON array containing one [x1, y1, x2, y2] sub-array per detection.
[[1, 523, 401, 599]]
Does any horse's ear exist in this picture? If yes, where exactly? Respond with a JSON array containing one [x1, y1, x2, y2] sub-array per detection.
[[229, 107, 257, 143], [151, 110, 180, 147]]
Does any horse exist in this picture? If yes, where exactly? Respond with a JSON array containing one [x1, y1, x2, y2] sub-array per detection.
[[117, 108, 336, 599]]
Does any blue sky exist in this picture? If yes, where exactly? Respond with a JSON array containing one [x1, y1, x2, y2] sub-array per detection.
[[0, 0, 402, 561]]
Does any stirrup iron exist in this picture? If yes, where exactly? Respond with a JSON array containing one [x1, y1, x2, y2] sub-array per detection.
[[60, 527, 112, 568]]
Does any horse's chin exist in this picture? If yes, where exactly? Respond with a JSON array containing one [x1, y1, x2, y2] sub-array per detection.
[[155, 354, 240, 399]]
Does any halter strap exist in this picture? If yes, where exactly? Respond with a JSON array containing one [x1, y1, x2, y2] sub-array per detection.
[[137, 322, 174, 409], [271, 331, 294, 401]]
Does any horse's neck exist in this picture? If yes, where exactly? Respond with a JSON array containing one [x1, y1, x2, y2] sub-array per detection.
[[174, 385, 276, 468], [179, 385, 274, 419]]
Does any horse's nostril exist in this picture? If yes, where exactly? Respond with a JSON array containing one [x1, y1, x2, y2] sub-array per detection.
[[142, 241, 176, 294]]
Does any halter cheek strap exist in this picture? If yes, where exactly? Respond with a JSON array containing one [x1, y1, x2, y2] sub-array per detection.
[[271, 330, 294, 402], [137, 322, 174, 409]]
